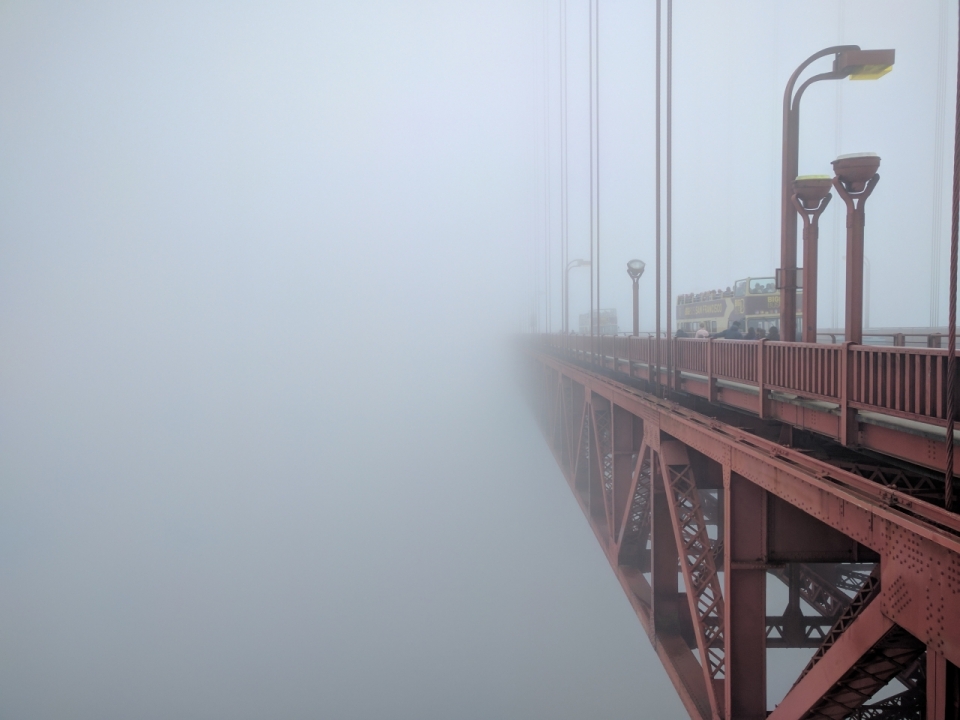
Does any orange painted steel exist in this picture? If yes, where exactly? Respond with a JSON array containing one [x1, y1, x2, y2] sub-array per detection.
[[526, 344, 960, 718]]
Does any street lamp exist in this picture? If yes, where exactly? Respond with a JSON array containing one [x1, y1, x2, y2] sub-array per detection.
[[779, 46, 894, 342], [565, 259, 591, 334], [791, 176, 832, 343], [832, 152, 881, 346], [626, 259, 646, 337]]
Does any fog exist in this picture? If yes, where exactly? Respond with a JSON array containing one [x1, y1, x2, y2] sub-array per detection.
[[0, 2, 951, 719]]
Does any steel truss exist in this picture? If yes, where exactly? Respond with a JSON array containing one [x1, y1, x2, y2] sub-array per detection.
[[526, 351, 960, 719]]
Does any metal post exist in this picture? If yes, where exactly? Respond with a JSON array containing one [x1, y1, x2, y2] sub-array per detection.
[[724, 470, 767, 719], [633, 278, 640, 336], [791, 177, 833, 343], [832, 154, 880, 346]]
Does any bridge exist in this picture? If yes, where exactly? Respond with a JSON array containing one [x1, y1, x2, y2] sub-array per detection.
[[523, 335, 960, 718], [522, 5, 960, 716]]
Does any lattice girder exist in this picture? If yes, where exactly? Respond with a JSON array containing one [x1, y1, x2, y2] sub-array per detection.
[[659, 439, 726, 717]]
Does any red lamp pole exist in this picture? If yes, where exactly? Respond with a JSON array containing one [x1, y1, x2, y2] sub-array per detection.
[[832, 154, 881, 346], [791, 177, 833, 343], [780, 46, 894, 342]]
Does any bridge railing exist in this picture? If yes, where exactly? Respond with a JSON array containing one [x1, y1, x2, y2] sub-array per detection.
[[849, 345, 952, 424], [764, 341, 842, 401], [675, 337, 707, 374], [539, 334, 958, 429], [711, 339, 757, 383]]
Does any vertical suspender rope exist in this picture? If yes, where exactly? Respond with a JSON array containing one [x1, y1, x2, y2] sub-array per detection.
[[932, 0, 949, 328], [665, 0, 672, 384], [589, 0, 595, 344], [655, 0, 661, 386], [543, 0, 550, 333], [561, 0, 568, 334], [596, 0, 601, 342], [946, 0, 959, 511]]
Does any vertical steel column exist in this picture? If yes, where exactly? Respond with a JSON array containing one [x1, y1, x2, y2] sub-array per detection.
[[832, 157, 880, 346], [724, 470, 767, 719], [791, 178, 833, 343], [927, 650, 960, 719]]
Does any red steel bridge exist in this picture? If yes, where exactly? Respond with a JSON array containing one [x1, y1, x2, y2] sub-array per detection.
[[524, 334, 960, 719]]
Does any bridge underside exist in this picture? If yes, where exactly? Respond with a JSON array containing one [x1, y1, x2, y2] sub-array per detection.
[[525, 348, 960, 719]]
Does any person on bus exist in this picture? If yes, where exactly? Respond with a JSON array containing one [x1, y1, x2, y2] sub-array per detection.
[[745, 327, 757, 340], [727, 321, 743, 339], [715, 321, 743, 339], [755, 327, 766, 340], [695, 322, 710, 338], [767, 326, 780, 341]]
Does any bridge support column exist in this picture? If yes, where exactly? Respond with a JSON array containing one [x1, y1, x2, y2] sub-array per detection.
[[706, 339, 718, 404], [927, 650, 960, 720], [840, 341, 859, 447], [724, 470, 767, 720]]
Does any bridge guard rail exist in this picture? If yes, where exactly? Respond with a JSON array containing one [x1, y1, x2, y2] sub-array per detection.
[[541, 334, 959, 430]]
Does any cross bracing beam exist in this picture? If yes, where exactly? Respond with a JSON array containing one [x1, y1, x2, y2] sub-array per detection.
[[524, 348, 960, 718], [770, 563, 873, 620]]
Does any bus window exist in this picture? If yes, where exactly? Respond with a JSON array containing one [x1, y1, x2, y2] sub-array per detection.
[[734, 280, 746, 297], [749, 277, 776, 294]]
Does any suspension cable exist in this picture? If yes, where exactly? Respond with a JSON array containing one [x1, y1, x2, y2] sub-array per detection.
[[946, 0, 959, 510]]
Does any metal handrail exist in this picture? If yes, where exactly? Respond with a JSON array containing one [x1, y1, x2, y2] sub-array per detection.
[[539, 333, 959, 429]]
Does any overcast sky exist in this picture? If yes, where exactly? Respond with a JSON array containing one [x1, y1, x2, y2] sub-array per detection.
[[0, 2, 954, 719], [549, 0, 957, 333]]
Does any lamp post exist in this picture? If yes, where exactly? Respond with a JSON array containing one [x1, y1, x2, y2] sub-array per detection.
[[791, 176, 833, 343], [832, 153, 881, 346], [626, 259, 646, 336], [565, 259, 591, 333], [780, 46, 894, 342]]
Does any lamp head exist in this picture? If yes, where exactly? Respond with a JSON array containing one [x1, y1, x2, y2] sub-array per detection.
[[793, 175, 833, 209], [834, 48, 895, 80], [832, 153, 881, 192], [627, 259, 645, 280]]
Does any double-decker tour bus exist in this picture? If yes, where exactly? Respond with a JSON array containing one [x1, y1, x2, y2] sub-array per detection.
[[676, 277, 801, 335]]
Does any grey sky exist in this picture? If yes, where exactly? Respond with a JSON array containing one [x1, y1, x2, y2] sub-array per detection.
[[0, 2, 952, 719]]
